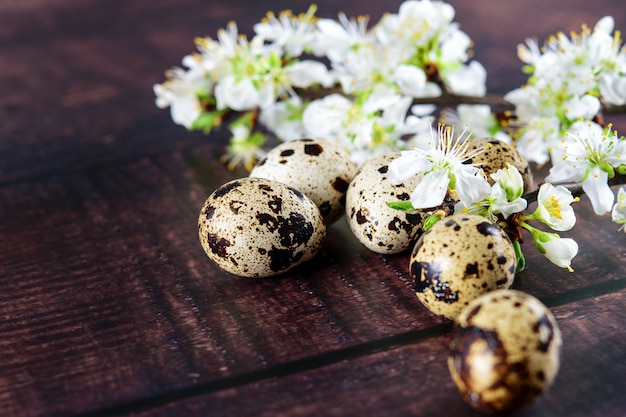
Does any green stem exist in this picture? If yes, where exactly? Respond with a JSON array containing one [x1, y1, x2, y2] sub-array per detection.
[[513, 239, 526, 273]]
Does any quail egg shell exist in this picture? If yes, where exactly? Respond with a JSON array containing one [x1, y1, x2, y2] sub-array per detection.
[[409, 213, 516, 320], [346, 153, 426, 254], [250, 138, 356, 224], [468, 138, 534, 193], [198, 177, 326, 278], [449, 289, 562, 413]]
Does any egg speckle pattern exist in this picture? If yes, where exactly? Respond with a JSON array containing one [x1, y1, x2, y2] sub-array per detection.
[[198, 177, 326, 278], [346, 153, 426, 254], [250, 138, 356, 224], [449, 289, 562, 413], [468, 138, 534, 193], [409, 214, 516, 320]]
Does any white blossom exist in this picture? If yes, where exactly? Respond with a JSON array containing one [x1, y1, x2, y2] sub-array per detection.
[[258, 97, 307, 142], [441, 104, 512, 144], [459, 165, 527, 221], [312, 12, 371, 62], [546, 120, 626, 215], [375, 0, 455, 53], [535, 232, 579, 272], [599, 75, 626, 106], [253, 6, 318, 57], [302, 92, 429, 166], [532, 183, 578, 231], [505, 15, 626, 165], [611, 187, 626, 232], [446, 61, 487, 97], [153, 56, 211, 129], [388, 124, 491, 209]]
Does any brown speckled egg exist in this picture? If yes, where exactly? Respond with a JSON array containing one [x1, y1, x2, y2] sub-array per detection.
[[449, 289, 562, 413], [345, 153, 427, 254], [250, 138, 356, 224], [409, 213, 516, 320], [468, 138, 534, 193], [198, 177, 326, 278]]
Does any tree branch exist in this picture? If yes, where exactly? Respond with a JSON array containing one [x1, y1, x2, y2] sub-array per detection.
[[522, 174, 626, 204], [295, 87, 626, 114]]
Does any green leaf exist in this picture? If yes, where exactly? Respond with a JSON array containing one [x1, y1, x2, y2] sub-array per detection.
[[229, 111, 255, 129], [190, 111, 223, 134], [387, 201, 415, 212], [423, 214, 442, 231], [513, 240, 526, 273]]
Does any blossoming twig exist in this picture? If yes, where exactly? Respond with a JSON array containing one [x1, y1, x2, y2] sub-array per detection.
[[155, 0, 626, 273]]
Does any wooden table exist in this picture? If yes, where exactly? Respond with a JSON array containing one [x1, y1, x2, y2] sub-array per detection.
[[2, 1, 626, 416]]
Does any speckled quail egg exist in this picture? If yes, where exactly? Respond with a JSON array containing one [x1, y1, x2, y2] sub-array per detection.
[[409, 213, 516, 320], [468, 138, 534, 193], [198, 177, 326, 278], [250, 138, 356, 224], [345, 153, 427, 254], [449, 289, 562, 413]]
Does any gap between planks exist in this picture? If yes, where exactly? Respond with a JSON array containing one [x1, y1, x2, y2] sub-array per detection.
[[70, 276, 626, 417]]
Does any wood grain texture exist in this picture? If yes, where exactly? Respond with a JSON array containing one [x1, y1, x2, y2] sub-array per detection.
[[112, 289, 626, 417], [1, 1, 626, 416]]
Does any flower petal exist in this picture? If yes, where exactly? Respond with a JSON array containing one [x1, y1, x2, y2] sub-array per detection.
[[387, 151, 432, 185], [540, 236, 578, 271], [409, 170, 449, 209], [453, 168, 491, 207], [582, 166, 614, 215]]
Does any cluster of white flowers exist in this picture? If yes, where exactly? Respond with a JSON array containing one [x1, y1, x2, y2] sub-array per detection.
[[504, 16, 626, 166], [389, 125, 580, 271], [546, 121, 626, 215], [153, 1, 486, 168], [155, 1, 626, 272]]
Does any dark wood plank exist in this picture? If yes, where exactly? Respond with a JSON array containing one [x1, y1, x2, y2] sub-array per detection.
[[1, 0, 626, 416], [1, 0, 624, 182], [1, 143, 625, 416], [121, 289, 626, 417]]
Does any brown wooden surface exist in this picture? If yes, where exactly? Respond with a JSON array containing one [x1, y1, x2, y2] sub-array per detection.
[[1, 1, 626, 416]]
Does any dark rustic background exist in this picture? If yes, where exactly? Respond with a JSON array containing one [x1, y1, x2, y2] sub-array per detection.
[[1, 1, 625, 416]]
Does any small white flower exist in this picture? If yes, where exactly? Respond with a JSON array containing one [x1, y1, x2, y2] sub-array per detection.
[[489, 182, 528, 220], [312, 12, 371, 62], [492, 165, 525, 201], [258, 96, 307, 142], [285, 60, 334, 88], [392, 65, 429, 98], [388, 124, 491, 209], [535, 232, 579, 272], [523, 223, 578, 271], [253, 6, 318, 57], [445, 61, 487, 97], [611, 187, 626, 232], [517, 38, 542, 66], [215, 75, 266, 111], [375, 0, 455, 52], [153, 56, 211, 129], [533, 183, 578, 231], [222, 116, 267, 171], [599, 74, 626, 106], [509, 115, 561, 165], [441, 104, 512, 144], [460, 165, 527, 221], [563, 95, 601, 120], [546, 120, 626, 215], [302, 92, 428, 165], [439, 25, 471, 63]]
